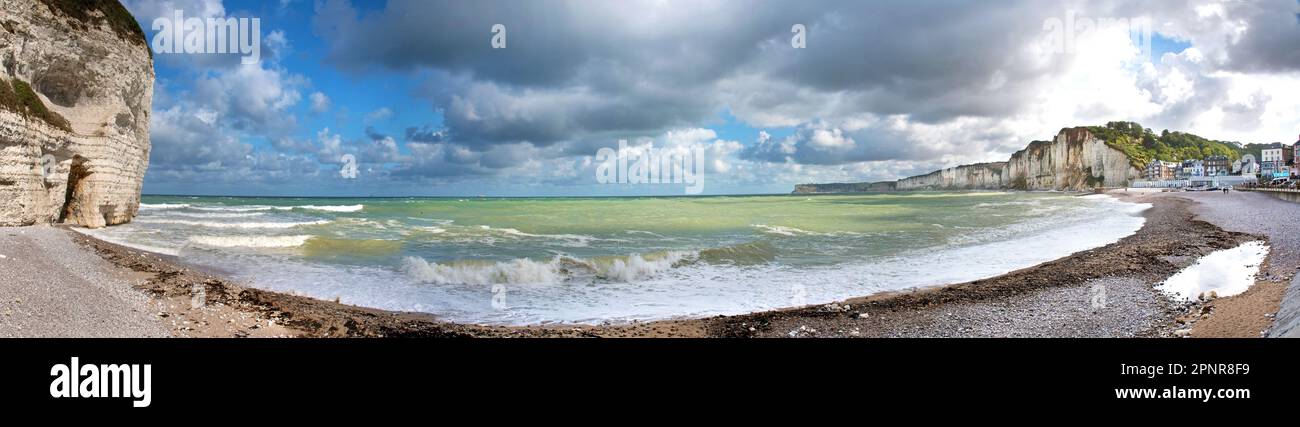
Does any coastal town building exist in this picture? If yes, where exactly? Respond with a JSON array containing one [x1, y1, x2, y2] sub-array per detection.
[[1143, 160, 1178, 180], [1204, 155, 1230, 176], [1132, 136, 1297, 189], [1262, 145, 1286, 178], [1178, 159, 1204, 179]]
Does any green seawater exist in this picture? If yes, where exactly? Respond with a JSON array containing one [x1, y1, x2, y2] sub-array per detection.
[[82, 192, 1148, 324]]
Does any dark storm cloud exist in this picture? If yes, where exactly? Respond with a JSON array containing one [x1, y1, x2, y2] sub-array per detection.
[[312, 0, 1072, 152], [1167, 0, 1300, 74], [1205, 1, 1300, 73], [754, 1, 1058, 123], [293, 0, 1300, 185], [312, 0, 826, 86]]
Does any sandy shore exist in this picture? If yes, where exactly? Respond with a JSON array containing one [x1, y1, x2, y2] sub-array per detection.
[[1, 190, 1294, 338]]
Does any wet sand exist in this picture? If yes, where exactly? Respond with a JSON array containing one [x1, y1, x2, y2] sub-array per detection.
[[3, 190, 1292, 338]]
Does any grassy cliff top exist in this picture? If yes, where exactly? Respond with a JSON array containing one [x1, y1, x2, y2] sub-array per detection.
[[38, 0, 147, 49], [0, 78, 73, 131], [1085, 121, 1245, 169]]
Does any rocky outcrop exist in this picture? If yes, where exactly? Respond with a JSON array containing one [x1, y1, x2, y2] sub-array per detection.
[[794, 127, 1142, 193], [0, 0, 152, 228]]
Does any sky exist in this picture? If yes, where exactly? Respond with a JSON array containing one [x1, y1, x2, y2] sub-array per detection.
[[122, 0, 1300, 197]]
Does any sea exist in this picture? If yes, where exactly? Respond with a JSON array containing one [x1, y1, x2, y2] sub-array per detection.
[[80, 192, 1151, 325]]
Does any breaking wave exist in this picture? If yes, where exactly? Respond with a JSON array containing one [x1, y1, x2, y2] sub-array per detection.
[[401, 250, 696, 285]]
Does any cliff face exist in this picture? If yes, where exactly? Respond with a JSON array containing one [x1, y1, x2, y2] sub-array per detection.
[[0, 0, 153, 228], [1003, 127, 1139, 190], [895, 162, 1008, 190], [794, 127, 1142, 193]]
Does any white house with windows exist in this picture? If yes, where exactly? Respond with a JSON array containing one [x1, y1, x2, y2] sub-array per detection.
[[1262, 147, 1285, 178]]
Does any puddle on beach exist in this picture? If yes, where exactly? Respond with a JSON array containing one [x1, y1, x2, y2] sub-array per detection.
[[1157, 241, 1269, 301]]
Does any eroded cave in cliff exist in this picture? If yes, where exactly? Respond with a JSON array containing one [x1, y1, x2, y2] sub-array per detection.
[[57, 155, 88, 223]]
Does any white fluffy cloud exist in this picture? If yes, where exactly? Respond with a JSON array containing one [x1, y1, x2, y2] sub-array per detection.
[[309, 91, 330, 113]]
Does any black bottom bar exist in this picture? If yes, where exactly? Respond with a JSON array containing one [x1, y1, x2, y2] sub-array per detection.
[[1, 339, 1289, 412]]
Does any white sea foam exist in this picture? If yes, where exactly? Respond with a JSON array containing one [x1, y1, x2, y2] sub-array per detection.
[[187, 204, 363, 213], [71, 228, 181, 256], [139, 203, 191, 210], [190, 205, 278, 212], [753, 224, 800, 236], [295, 204, 364, 212], [187, 235, 314, 248], [137, 218, 331, 229]]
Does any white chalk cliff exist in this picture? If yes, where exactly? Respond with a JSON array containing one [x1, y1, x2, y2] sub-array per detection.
[[796, 127, 1142, 193], [0, 0, 152, 228]]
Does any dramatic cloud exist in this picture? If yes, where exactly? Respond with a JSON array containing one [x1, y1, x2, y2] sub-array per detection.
[[130, 0, 1300, 195], [313, 0, 1075, 148]]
